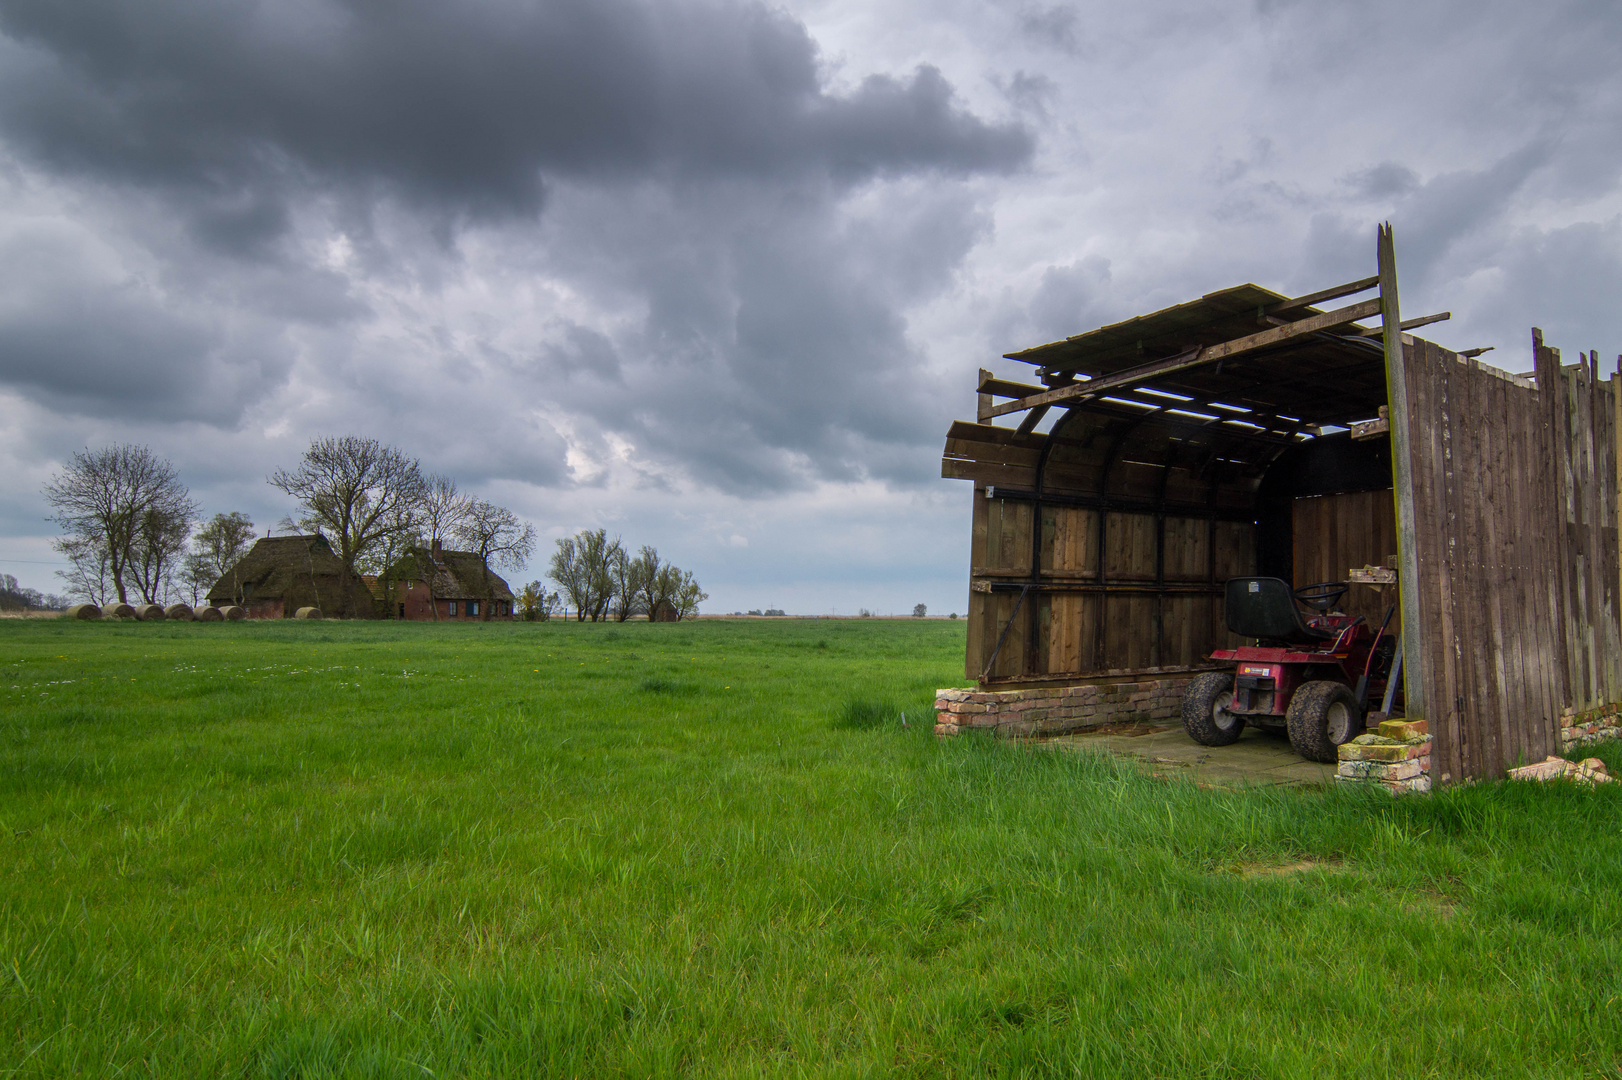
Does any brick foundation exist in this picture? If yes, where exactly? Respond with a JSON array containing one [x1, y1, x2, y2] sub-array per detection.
[[1336, 719, 1432, 794], [934, 676, 1194, 739], [1560, 703, 1621, 750]]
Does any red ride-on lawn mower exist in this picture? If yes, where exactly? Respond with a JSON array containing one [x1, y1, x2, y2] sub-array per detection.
[[1181, 577, 1399, 763]]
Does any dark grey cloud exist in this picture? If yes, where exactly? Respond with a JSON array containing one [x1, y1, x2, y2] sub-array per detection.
[[0, 0, 1032, 238], [0, 220, 295, 421], [510, 179, 993, 494], [0, 0, 1032, 497]]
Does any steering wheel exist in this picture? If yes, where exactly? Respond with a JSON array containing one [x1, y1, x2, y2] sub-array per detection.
[[1293, 581, 1350, 613]]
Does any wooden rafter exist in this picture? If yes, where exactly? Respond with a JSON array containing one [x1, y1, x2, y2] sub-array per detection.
[[985, 297, 1383, 418]]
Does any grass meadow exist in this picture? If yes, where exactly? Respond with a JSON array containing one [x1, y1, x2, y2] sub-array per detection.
[[3, 616, 1622, 1078]]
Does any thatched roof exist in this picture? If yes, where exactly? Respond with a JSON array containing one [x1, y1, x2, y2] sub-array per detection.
[[207, 535, 376, 617], [388, 545, 514, 601]]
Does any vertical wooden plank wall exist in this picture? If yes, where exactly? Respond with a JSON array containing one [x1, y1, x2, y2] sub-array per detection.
[[1552, 348, 1622, 710], [1290, 491, 1400, 631], [1401, 335, 1621, 780]]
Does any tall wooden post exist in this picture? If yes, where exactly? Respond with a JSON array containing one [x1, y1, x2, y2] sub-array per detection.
[[1380, 223, 1427, 724], [1613, 363, 1622, 646]]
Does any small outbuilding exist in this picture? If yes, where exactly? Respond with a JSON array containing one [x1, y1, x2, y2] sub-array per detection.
[[207, 534, 377, 619], [939, 225, 1620, 783], [386, 540, 515, 620]]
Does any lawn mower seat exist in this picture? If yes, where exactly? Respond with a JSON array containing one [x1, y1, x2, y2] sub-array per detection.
[[1224, 577, 1334, 645]]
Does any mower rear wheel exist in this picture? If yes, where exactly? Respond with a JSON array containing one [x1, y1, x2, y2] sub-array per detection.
[[1286, 680, 1363, 763], [1182, 671, 1246, 746]]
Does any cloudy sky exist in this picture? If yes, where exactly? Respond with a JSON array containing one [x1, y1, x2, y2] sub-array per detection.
[[2, 0, 1619, 614]]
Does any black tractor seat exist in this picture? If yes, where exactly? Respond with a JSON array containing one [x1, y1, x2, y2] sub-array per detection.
[[1225, 577, 1334, 646]]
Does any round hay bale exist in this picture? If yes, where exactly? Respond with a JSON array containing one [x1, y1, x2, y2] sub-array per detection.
[[164, 603, 195, 621], [294, 606, 323, 620], [195, 606, 224, 622], [221, 605, 246, 621], [102, 602, 136, 620], [134, 603, 166, 621], [65, 603, 101, 620]]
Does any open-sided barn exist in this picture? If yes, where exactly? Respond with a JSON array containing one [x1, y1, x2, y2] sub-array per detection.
[[938, 225, 1620, 783]]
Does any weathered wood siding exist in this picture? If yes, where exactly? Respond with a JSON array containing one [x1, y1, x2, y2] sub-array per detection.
[[964, 488, 1250, 682], [1291, 490, 1400, 632], [1400, 335, 1622, 781]]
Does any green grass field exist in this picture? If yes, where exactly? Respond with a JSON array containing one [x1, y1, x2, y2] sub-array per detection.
[[3, 617, 1621, 1078]]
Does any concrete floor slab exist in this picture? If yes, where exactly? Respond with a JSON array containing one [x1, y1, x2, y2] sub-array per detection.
[[1047, 722, 1336, 787]]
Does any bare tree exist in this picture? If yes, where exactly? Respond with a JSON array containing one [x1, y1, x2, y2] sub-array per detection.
[[43, 444, 196, 605], [56, 533, 114, 605], [269, 436, 425, 617], [185, 511, 256, 604], [126, 505, 194, 603], [453, 498, 537, 619], [420, 474, 471, 543]]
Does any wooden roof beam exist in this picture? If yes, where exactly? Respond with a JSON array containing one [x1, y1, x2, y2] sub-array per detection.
[[985, 297, 1383, 418], [1264, 274, 1380, 315], [1353, 310, 1451, 337]]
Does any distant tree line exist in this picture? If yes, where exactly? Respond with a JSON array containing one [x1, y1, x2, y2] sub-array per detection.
[[543, 529, 706, 621], [0, 574, 69, 612], [42, 439, 707, 623], [42, 438, 536, 617]]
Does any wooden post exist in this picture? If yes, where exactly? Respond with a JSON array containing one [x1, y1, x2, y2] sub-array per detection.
[[978, 367, 994, 423], [1614, 364, 1621, 647], [1379, 223, 1427, 725]]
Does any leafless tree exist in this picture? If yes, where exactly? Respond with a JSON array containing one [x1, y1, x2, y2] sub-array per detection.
[[420, 474, 471, 543], [43, 444, 196, 605], [268, 436, 425, 617], [184, 511, 256, 605], [453, 498, 536, 619], [56, 534, 114, 605], [126, 505, 194, 603]]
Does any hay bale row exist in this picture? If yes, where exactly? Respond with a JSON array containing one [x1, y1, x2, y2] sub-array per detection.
[[62, 602, 247, 622]]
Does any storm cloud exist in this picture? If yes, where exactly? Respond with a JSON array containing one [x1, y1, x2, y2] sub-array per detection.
[[1, 0, 1619, 615]]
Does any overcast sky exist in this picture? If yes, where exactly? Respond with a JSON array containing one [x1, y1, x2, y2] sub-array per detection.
[[3, 0, 1619, 614]]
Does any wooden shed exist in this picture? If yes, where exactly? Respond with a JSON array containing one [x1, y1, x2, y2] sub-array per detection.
[[943, 225, 1620, 782]]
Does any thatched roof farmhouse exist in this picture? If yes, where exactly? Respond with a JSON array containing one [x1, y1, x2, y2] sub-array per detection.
[[387, 540, 515, 620], [207, 534, 377, 619]]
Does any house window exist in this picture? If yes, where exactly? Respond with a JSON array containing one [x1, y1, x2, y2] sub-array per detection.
[[469, 601, 480, 616], [448, 601, 458, 616]]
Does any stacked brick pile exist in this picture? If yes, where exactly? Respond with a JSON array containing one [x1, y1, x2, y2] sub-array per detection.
[[1335, 719, 1431, 794], [934, 677, 1192, 739], [1561, 703, 1621, 750]]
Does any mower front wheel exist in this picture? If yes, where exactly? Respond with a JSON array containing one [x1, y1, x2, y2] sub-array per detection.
[[1286, 680, 1363, 763], [1181, 671, 1246, 746]]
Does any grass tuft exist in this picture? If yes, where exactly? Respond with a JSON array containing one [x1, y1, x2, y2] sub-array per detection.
[[834, 698, 898, 729]]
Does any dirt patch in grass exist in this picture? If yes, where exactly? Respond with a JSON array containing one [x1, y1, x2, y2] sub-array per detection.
[[1236, 858, 1348, 878]]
